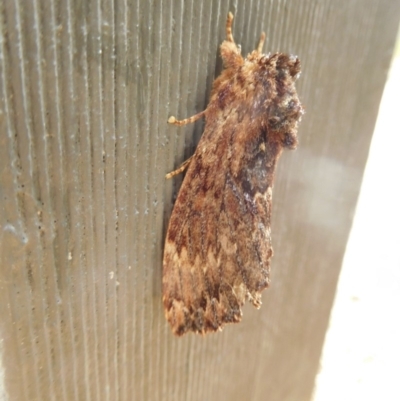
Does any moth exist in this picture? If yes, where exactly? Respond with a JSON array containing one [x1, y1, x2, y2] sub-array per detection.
[[163, 12, 303, 336]]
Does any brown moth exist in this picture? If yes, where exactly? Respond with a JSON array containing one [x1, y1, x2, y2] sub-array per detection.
[[163, 12, 303, 336]]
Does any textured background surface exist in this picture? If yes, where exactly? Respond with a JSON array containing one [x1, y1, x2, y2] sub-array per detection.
[[313, 40, 400, 401], [0, 1, 399, 400]]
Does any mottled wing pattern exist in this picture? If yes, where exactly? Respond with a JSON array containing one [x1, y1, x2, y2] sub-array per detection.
[[163, 110, 276, 336], [163, 12, 303, 335]]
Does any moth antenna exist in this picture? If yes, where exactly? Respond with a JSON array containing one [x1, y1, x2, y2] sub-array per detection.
[[226, 12, 235, 43], [257, 32, 266, 53]]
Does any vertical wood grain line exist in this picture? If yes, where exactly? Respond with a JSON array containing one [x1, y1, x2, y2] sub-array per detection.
[[102, 0, 119, 398], [89, 0, 109, 397], [62, 0, 85, 398], [0, 4, 30, 400], [139, 0, 154, 398], [30, 0, 65, 399], [114, 0, 129, 398], [150, 2, 164, 400], [72, 0, 99, 399], [12, 0, 50, 398], [46, 0, 70, 398], [128, 0, 141, 397]]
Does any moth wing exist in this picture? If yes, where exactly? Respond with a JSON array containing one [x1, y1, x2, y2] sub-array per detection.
[[163, 115, 274, 335]]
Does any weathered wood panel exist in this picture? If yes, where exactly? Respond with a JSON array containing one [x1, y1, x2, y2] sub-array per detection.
[[0, 1, 399, 400]]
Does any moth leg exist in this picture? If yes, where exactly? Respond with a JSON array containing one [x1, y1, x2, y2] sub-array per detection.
[[166, 155, 193, 179], [168, 110, 206, 126], [256, 32, 266, 53]]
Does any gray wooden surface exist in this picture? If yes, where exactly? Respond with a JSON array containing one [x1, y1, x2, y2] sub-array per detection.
[[0, 1, 399, 400]]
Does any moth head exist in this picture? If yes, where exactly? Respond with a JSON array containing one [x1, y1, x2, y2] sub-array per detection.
[[253, 53, 304, 149], [220, 40, 244, 69]]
